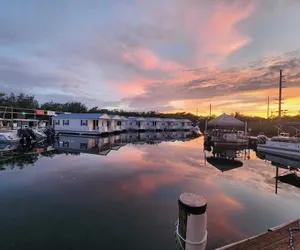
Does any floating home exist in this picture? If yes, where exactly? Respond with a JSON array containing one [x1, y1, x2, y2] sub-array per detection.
[[109, 114, 125, 132], [127, 117, 146, 131], [52, 113, 193, 135], [53, 113, 112, 135]]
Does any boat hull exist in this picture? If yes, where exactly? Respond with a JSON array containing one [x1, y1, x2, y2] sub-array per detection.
[[258, 141, 300, 160]]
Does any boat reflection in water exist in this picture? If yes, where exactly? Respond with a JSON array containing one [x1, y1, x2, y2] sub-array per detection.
[[55, 131, 197, 156], [205, 146, 250, 172], [257, 152, 300, 193]]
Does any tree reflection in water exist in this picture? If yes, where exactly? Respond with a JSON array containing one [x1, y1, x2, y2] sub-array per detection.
[[0, 143, 80, 171], [0, 132, 200, 171]]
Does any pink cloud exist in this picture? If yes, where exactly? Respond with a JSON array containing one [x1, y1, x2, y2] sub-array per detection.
[[122, 47, 184, 72], [196, 2, 254, 64]]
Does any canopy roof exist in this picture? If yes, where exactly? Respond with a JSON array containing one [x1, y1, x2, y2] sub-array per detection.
[[208, 113, 244, 127]]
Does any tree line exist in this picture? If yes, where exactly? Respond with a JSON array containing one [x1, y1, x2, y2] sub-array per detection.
[[1, 92, 300, 136], [0, 92, 200, 121]]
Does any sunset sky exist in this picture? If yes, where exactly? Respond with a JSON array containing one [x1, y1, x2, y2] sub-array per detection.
[[1, 0, 300, 117]]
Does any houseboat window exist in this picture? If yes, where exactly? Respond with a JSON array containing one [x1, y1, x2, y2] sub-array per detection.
[[81, 120, 88, 126], [153, 122, 157, 126], [62, 141, 69, 148], [136, 121, 141, 127], [80, 143, 88, 150], [63, 120, 69, 126], [54, 120, 60, 125], [117, 121, 122, 126], [182, 122, 185, 127]]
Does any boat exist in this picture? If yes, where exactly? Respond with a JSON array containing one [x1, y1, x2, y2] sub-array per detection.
[[0, 131, 20, 143], [191, 125, 201, 135], [0, 118, 52, 143], [257, 122, 300, 160]]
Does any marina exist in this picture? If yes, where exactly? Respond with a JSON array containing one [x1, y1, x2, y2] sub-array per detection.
[[2, 0, 300, 249], [1, 133, 300, 249]]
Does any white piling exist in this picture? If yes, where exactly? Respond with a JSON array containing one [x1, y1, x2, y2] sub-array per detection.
[[177, 193, 207, 250]]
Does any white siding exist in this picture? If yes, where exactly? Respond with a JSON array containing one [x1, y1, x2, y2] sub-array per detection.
[[54, 118, 90, 132]]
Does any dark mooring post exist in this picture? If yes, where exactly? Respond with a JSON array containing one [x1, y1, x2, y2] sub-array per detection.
[[275, 166, 279, 194], [177, 193, 207, 250]]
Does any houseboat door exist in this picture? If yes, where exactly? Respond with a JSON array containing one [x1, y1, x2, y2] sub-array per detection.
[[107, 121, 111, 130], [93, 120, 99, 130]]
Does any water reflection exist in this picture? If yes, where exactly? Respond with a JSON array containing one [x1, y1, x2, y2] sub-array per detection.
[[204, 147, 251, 172], [54, 131, 197, 156], [257, 152, 300, 193], [1, 133, 300, 249], [0, 142, 79, 171]]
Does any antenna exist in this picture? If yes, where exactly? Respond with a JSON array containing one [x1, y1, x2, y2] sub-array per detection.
[[274, 70, 287, 121], [267, 96, 270, 119]]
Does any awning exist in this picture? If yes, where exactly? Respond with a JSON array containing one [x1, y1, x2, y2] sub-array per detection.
[[208, 113, 244, 127]]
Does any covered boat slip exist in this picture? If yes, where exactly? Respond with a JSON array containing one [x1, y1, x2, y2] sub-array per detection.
[[205, 114, 249, 148]]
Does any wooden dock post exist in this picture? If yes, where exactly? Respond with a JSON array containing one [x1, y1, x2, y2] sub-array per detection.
[[176, 193, 207, 250]]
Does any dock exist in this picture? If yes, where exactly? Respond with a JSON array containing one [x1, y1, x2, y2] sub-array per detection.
[[217, 219, 300, 250]]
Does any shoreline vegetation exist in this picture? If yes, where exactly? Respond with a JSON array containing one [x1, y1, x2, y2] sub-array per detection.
[[1, 92, 300, 137]]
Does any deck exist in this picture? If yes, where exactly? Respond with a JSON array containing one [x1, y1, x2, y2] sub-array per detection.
[[217, 219, 300, 250]]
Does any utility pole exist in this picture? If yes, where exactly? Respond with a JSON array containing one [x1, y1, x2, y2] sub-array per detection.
[[278, 70, 283, 121], [209, 103, 212, 118], [267, 96, 270, 119]]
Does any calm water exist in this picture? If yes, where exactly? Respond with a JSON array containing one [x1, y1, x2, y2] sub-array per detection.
[[0, 132, 299, 250]]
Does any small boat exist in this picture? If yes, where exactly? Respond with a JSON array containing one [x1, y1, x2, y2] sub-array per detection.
[[257, 122, 300, 160], [0, 131, 20, 143]]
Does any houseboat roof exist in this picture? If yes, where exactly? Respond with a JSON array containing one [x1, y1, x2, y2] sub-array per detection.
[[182, 119, 192, 122], [128, 116, 145, 121], [208, 113, 244, 127], [162, 118, 177, 121], [109, 114, 122, 120], [120, 116, 128, 120], [54, 113, 111, 119], [144, 117, 161, 121]]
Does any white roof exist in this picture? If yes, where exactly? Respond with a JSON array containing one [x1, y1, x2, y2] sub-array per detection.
[[145, 117, 161, 121], [110, 114, 122, 120], [208, 113, 244, 127]]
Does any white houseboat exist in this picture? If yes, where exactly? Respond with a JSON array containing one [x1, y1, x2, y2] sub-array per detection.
[[128, 117, 146, 131], [120, 116, 129, 131], [160, 118, 175, 130], [109, 114, 124, 132], [144, 117, 161, 131], [53, 113, 113, 135]]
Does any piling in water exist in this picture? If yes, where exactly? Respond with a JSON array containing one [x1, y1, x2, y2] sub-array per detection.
[[176, 193, 207, 250]]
